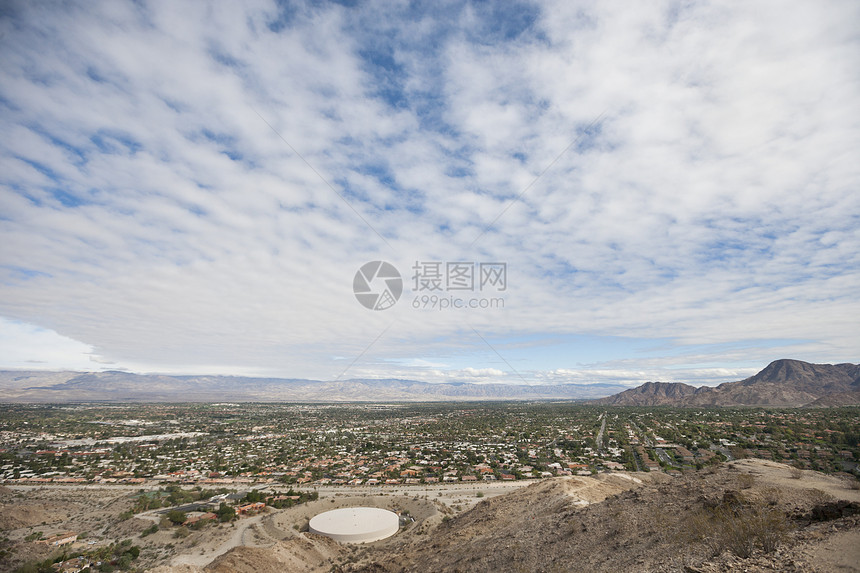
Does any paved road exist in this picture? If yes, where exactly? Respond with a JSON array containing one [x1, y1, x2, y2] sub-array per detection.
[[711, 445, 734, 461], [629, 447, 643, 472], [595, 413, 607, 454], [654, 448, 674, 466], [299, 479, 535, 500], [629, 420, 653, 447]]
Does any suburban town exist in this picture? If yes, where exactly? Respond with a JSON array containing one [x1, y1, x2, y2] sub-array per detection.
[[2, 403, 858, 488], [2, 402, 859, 571]]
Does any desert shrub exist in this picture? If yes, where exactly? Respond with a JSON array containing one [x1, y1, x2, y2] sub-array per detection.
[[651, 508, 674, 542], [737, 474, 755, 489], [729, 447, 749, 460], [689, 514, 719, 554], [806, 488, 835, 505], [191, 518, 212, 530], [746, 506, 791, 554], [173, 526, 190, 539], [13, 561, 43, 573], [688, 502, 791, 557], [789, 466, 803, 479], [760, 487, 781, 505], [166, 510, 186, 525]]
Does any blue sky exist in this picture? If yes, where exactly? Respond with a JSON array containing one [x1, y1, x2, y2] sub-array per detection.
[[1, 0, 858, 387]]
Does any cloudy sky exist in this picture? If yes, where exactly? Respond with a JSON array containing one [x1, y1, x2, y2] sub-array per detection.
[[1, 0, 858, 388]]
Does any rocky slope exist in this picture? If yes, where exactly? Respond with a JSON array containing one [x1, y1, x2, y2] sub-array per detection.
[[148, 460, 860, 573], [596, 359, 860, 407], [595, 380, 700, 406]]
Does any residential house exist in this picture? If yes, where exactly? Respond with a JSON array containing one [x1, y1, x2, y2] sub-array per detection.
[[41, 532, 77, 547]]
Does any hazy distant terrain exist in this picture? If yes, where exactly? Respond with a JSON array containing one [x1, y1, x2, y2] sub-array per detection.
[[0, 371, 627, 402], [1, 359, 858, 405]]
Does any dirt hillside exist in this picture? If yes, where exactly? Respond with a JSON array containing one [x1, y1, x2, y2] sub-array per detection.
[[347, 460, 859, 573], [148, 460, 860, 573]]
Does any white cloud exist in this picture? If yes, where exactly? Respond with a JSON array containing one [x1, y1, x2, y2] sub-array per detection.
[[0, 0, 857, 388], [0, 318, 101, 371]]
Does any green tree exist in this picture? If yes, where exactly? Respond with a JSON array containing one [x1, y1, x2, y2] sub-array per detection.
[[166, 510, 186, 525], [216, 503, 235, 522]]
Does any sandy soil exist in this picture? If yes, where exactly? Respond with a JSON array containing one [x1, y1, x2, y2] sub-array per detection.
[[306, 479, 535, 511], [806, 529, 860, 572], [337, 460, 860, 573], [0, 485, 140, 571], [0, 480, 534, 572], [146, 471, 665, 572], [728, 458, 860, 502], [5, 461, 860, 573]]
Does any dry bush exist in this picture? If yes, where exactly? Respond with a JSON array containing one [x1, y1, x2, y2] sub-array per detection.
[[729, 447, 749, 460], [759, 487, 781, 506], [789, 466, 803, 479], [687, 502, 791, 558], [737, 474, 755, 490], [607, 508, 633, 536], [173, 526, 190, 539], [752, 505, 792, 553], [847, 479, 860, 491], [651, 507, 675, 542], [806, 488, 835, 505]]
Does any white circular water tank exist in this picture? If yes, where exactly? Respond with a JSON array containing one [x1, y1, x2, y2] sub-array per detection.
[[308, 507, 399, 543]]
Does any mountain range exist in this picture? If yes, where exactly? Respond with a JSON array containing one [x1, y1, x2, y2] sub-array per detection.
[[595, 359, 860, 407], [0, 359, 857, 405], [0, 370, 625, 403]]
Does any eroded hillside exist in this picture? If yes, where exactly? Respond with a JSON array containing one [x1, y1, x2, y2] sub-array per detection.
[[147, 460, 860, 573]]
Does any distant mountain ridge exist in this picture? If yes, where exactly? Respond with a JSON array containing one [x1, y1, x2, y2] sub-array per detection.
[[0, 370, 627, 403], [592, 381, 700, 406], [596, 359, 860, 407], [2, 359, 857, 405]]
